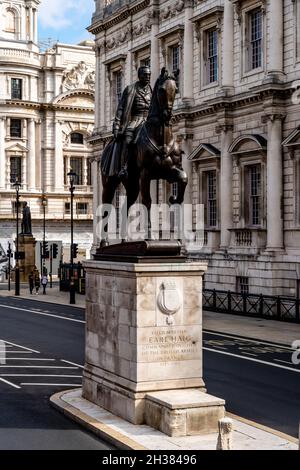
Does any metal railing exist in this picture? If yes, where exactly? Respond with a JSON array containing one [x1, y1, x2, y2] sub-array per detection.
[[203, 289, 300, 323]]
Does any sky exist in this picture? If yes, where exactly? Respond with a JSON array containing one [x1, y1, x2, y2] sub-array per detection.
[[38, 0, 95, 46]]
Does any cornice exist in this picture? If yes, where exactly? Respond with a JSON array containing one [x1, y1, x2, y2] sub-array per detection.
[[88, 0, 151, 35]]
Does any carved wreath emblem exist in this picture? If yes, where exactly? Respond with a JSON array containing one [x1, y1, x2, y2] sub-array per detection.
[[157, 281, 182, 325]]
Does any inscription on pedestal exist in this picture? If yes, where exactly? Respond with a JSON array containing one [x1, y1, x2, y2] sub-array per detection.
[[138, 327, 201, 363]]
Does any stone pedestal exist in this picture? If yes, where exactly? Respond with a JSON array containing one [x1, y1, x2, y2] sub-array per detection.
[[16, 234, 37, 283], [83, 259, 226, 437]]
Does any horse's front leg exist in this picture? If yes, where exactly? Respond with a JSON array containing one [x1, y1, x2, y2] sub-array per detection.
[[140, 170, 152, 240]]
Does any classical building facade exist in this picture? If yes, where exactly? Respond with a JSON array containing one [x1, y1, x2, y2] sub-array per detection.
[[89, 0, 300, 297], [0, 0, 95, 269]]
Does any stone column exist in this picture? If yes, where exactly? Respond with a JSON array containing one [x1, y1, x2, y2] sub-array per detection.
[[0, 118, 6, 189], [219, 125, 233, 249], [178, 134, 193, 205], [150, 8, 160, 88], [92, 158, 100, 253], [54, 120, 64, 192], [99, 43, 106, 129], [29, 7, 34, 42], [267, 0, 284, 81], [33, 9, 38, 43], [182, 2, 194, 105], [28, 118, 36, 191], [220, 0, 234, 94], [265, 114, 285, 250]]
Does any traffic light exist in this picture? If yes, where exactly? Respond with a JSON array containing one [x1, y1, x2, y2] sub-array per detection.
[[52, 243, 59, 259], [42, 241, 50, 260], [71, 243, 78, 259], [7, 250, 13, 259]]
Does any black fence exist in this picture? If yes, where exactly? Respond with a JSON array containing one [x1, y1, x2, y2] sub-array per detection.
[[203, 289, 300, 323]]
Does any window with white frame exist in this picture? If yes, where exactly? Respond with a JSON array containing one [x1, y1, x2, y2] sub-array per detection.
[[247, 8, 263, 71], [170, 45, 180, 89], [70, 157, 83, 186], [245, 164, 262, 226], [10, 156, 22, 183], [10, 119, 22, 138], [76, 202, 88, 215], [206, 28, 218, 84], [112, 70, 123, 115], [11, 78, 22, 100], [202, 170, 218, 228]]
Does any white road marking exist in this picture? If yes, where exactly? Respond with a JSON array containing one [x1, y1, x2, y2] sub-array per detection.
[[21, 383, 82, 387], [0, 366, 77, 369], [0, 375, 82, 378], [0, 304, 85, 324], [0, 378, 21, 389], [0, 351, 33, 354], [61, 360, 84, 368], [239, 352, 258, 357], [2, 358, 55, 361], [203, 330, 296, 351], [274, 359, 294, 365], [0, 340, 40, 353], [204, 347, 300, 373]]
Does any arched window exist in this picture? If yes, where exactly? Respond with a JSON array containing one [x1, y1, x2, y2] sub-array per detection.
[[5, 10, 16, 33], [71, 132, 84, 145]]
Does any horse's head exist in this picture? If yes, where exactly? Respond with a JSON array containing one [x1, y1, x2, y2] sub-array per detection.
[[154, 68, 178, 125]]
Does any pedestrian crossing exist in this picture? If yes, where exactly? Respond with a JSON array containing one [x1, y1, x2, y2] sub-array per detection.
[[0, 339, 83, 389]]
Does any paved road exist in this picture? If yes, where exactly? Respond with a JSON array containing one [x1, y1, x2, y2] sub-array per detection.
[[0, 296, 299, 449], [0, 296, 113, 450], [203, 330, 300, 437]]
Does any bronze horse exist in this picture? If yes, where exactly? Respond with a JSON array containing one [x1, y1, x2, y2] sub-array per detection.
[[100, 69, 188, 243]]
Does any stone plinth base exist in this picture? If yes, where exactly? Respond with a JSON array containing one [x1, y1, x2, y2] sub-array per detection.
[[145, 389, 225, 437], [16, 234, 37, 283], [82, 259, 225, 435]]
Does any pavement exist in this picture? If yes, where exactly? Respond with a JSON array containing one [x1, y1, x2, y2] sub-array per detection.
[[0, 283, 85, 308], [51, 389, 298, 450]]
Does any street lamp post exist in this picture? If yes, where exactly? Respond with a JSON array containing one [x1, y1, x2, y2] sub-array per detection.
[[41, 195, 47, 276], [68, 170, 76, 305], [13, 179, 21, 297]]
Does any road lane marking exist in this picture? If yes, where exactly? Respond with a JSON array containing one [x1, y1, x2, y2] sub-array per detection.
[[61, 360, 84, 368], [203, 330, 296, 351], [204, 347, 300, 373], [0, 375, 82, 377], [274, 359, 294, 365], [2, 358, 55, 361], [0, 366, 77, 369], [0, 304, 85, 324], [0, 351, 33, 354], [0, 377, 21, 389], [0, 340, 40, 353], [21, 383, 82, 387]]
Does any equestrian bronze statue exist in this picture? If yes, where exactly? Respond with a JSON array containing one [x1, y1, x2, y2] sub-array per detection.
[[100, 67, 188, 246]]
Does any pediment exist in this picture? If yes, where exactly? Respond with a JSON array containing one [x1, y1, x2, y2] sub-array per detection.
[[53, 90, 94, 108], [188, 143, 220, 161], [6, 143, 28, 153], [282, 126, 300, 147], [229, 134, 267, 155]]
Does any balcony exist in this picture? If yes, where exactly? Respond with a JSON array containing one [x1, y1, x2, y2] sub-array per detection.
[[230, 228, 267, 254]]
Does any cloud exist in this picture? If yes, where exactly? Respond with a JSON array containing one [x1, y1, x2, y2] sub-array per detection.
[[39, 0, 93, 29]]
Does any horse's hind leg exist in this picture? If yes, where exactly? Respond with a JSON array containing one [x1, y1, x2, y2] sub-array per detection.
[[168, 168, 188, 205], [140, 171, 152, 239], [100, 176, 119, 247]]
